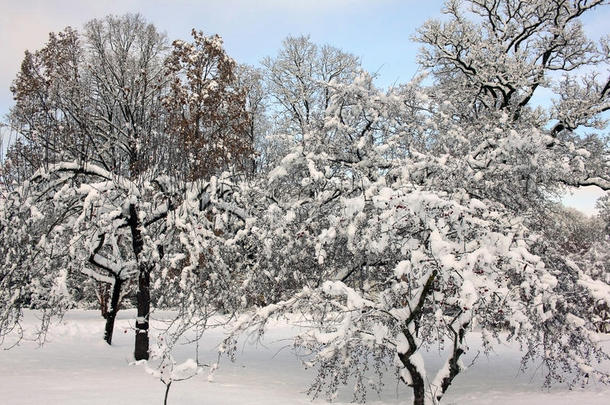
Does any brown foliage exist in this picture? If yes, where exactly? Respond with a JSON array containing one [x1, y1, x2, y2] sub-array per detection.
[[9, 27, 84, 169], [8, 17, 253, 183], [163, 29, 252, 181]]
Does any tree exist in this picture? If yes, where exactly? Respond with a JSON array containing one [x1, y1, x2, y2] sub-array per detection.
[[4, 15, 169, 347], [555, 197, 610, 332], [2, 3, 609, 404], [235, 64, 272, 174], [597, 192, 610, 230], [1, 16, 252, 359], [224, 76, 609, 405], [412, 0, 609, 212], [223, 2, 610, 404], [0, 182, 73, 346], [261, 35, 362, 164], [539, 205, 605, 255], [163, 29, 252, 180]]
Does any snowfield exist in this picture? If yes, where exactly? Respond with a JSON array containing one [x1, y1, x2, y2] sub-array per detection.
[[1, 310, 609, 405]]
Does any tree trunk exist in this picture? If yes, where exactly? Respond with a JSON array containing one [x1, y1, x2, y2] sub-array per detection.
[[134, 264, 150, 360], [410, 374, 426, 405], [103, 277, 123, 345], [435, 323, 468, 404], [163, 381, 172, 405], [128, 203, 150, 361], [397, 272, 438, 405], [399, 352, 427, 405], [99, 282, 110, 319]]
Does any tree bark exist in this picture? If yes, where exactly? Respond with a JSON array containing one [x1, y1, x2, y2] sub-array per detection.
[[128, 203, 150, 361], [435, 323, 468, 403], [398, 271, 438, 405], [163, 381, 172, 405], [134, 264, 150, 360], [103, 277, 123, 345], [398, 351, 426, 405]]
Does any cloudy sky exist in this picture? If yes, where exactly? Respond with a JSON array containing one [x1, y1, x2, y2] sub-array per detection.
[[0, 0, 607, 213]]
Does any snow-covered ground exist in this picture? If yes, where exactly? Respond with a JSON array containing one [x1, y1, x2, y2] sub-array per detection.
[[1, 310, 609, 404]]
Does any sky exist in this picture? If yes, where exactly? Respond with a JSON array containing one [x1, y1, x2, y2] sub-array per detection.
[[0, 0, 607, 214]]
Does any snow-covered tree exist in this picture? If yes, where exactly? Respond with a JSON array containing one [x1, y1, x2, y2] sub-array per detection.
[[0, 182, 73, 346], [260, 35, 362, 167], [1, 15, 252, 359], [597, 193, 610, 229], [225, 78, 609, 404], [2, 3, 609, 404], [0, 160, 248, 356], [410, 0, 609, 212], [222, 2, 610, 403], [560, 196, 610, 332]]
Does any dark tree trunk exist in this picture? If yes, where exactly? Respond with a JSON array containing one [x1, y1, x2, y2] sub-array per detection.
[[99, 282, 110, 319], [134, 264, 150, 360], [397, 271, 438, 405], [398, 351, 426, 405], [103, 277, 123, 345], [163, 381, 172, 405], [435, 324, 468, 403], [128, 203, 150, 361]]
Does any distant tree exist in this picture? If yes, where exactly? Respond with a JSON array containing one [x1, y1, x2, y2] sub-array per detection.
[[597, 193, 610, 230], [163, 29, 252, 180], [535, 204, 610, 332], [539, 205, 605, 254], [235, 64, 271, 174], [261, 36, 362, 163]]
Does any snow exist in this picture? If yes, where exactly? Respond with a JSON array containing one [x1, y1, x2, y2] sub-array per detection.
[[410, 351, 427, 382], [394, 260, 411, 278], [321, 280, 370, 310], [460, 279, 478, 309], [1, 310, 609, 405], [578, 274, 610, 304], [267, 166, 287, 183], [343, 196, 365, 217]]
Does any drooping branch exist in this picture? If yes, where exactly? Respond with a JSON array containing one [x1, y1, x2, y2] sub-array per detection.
[[88, 233, 121, 277]]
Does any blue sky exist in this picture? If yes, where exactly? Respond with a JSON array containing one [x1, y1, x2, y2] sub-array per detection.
[[0, 0, 607, 213], [0, 0, 445, 115]]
